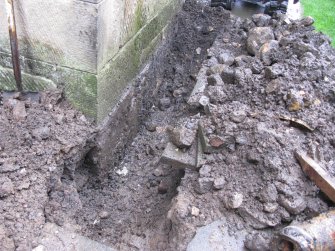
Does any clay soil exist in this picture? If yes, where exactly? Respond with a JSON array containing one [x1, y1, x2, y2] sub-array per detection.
[[1, 0, 335, 251]]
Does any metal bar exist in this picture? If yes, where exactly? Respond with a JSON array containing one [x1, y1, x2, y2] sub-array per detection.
[[6, 0, 23, 92]]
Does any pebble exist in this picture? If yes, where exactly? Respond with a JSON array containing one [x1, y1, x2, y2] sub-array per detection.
[[0, 177, 14, 198], [278, 195, 306, 215], [99, 211, 111, 219], [213, 177, 225, 190], [195, 177, 213, 194], [158, 98, 171, 111], [191, 206, 200, 217], [223, 192, 244, 209]]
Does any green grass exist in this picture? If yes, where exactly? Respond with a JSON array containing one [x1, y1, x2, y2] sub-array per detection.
[[300, 0, 335, 46]]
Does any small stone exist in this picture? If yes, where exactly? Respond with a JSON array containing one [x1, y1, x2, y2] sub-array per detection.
[[99, 211, 111, 219], [220, 67, 235, 84], [217, 52, 235, 66], [264, 63, 284, 79], [278, 195, 307, 215], [32, 127, 51, 140], [169, 127, 196, 149], [286, 89, 305, 112], [247, 151, 261, 164], [252, 14, 271, 27], [199, 165, 212, 178], [222, 192, 244, 209], [244, 232, 270, 251], [0, 177, 14, 198], [158, 98, 171, 111], [195, 177, 213, 194], [207, 74, 224, 86], [213, 177, 225, 190], [198, 95, 210, 108], [153, 167, 165, 177], [12, 101, 27, 121], [247, 27, 274, 56], [196, 47, 202, 55], [263, 202, 278, 213], [207, 64, 225, 76], [145, 121, 157, 132], [158, 180, 168, 194], [259, 184, 278, 203], [209, 136, 225, 148], [230, 110, 247, 123], [0, 161, 20, 173], [266, 79, 281, 94], [300, 16, 314, 26], [191, 206, 200, 217], [260, 40, 279, 66]]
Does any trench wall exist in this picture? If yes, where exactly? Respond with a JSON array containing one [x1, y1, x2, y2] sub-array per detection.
[[0, 0, 183, 121]]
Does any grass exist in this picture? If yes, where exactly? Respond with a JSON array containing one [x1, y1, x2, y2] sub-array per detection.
[[300, 0, 335, 46]]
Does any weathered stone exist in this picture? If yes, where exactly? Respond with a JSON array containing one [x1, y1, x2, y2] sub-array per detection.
[[199, 165, 212, 178], [208, 136, 225, 148], [153, 167, 165, 177], [195, 177, 214, 194], [160, 142, 196, 169], [191, 206, 200, 217], [266, 79, 281, 94], [187, 220, 247, 251], [220, 66, 235, 84], [158, 98, 171, 111], [250, 58, 264, 74], [207, 85, 227, 104], [12, 101, 27, 121], [217, 52, 235, 66], [0, 177, 14, 198], [263, 202, 278, 213], [260, 40, 279, 66], [169, 127, 196, 149], [230, 110, 247, 123], [32, 127, 51, 140], [244, 232, 271, 251], [247, 151, 261, 164], [252, 14, 271, 27], [206, 64, 226, 76], [259, 184, 278, 203], [247, 27, 274, 56], [0, 162, 20, 173], [99, 211, 111, 219], [286, 89, 305, 112], [213, 177, 225, 190], [207, 74, 224, 86], [188, 68, 208, 107], [264, 63, 284, 79], [278, 195, 307, 215], [300, 16, 314, 26], [222, 192, 244, 209], [198, 95, 210, 108]]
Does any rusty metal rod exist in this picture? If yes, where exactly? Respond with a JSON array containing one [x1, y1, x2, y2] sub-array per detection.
[[6, 0, 23, 92]]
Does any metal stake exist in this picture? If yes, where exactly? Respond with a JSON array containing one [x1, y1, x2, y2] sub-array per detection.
[[6, 0, 23, 92]]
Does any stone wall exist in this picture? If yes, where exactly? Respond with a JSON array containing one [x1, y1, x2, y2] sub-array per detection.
[[0, 0, 183, 121]]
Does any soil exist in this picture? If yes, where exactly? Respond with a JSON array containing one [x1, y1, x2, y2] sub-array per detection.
[[1, 1, 335, 251]]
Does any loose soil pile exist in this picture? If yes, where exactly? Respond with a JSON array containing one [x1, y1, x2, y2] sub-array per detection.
[[0, 1, 334, 251], [0, 91, 95, 250]]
